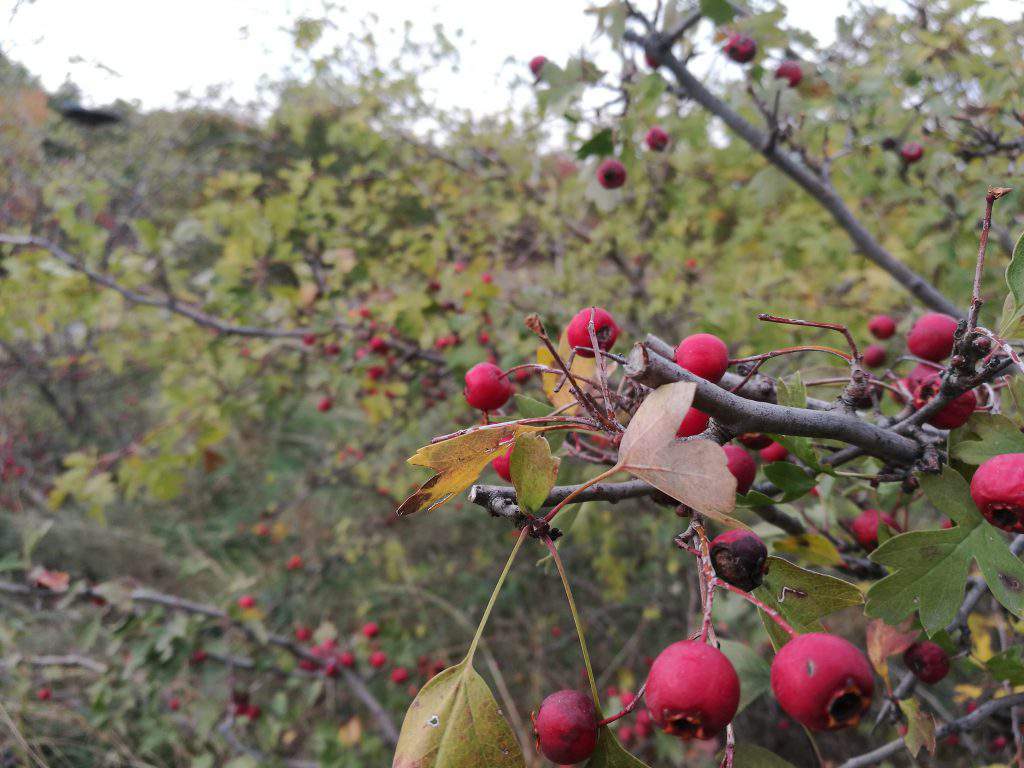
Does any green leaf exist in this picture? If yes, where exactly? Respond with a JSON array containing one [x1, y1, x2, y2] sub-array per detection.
[[775, 373, 807, 409], [987, 646, 1024, 685], [392, 657, 524, 768], [763, 462, 816, 500], [576, 128, 615, 160], [584, 727, 650, 767], [1006, 229, 1024, 310], [949, 413, 1024, 465], [509, 433, 560, 514], [730, 745, 797, 767], [866, 467, 1024, 634], [700, 0, 736, 24], [754, 557, 864, 647], [766, 433, 827, 475], [899, 698, 936, 757], [719, 639, 770, 713], [514, 394, 566, 451]]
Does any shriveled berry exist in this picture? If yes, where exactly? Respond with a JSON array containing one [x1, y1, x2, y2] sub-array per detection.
[[723, 445, 756, 495], [723, 33, 756, 63], [529, 55, 547, 79], [738, 433, 772, 450], [675, 333, 729, 383], [534, 690, 599, 764], [597, 159, 627, 189], [903, 641, 950, 684], [645, 126, 669, 152], [907, 313, 958, 362], [971, 453, 1024, 532], [900, 142, 924, 164], [912, 375, 976, 429], [850, 508, 900, 551], [775, 60, 802, 87], [464, 362, 512, 411], [676, 408, 710, 438], [566, 307, 620, 357], [759, 441, 789, 463], [710, 529, 767, 591], [868, 314, 897, 340], [645, 640, 740, 740], [863, 344, 887, 369], [770, 633, 874, 731]]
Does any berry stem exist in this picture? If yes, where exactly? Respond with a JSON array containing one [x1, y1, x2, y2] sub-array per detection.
[[543, 536, 601, 711], [712, 578, 797, 638], [596, 682, 647, 726], [756, 313, 860, 360], [466, 529, 527, 665], [730, 344, 853, 365]]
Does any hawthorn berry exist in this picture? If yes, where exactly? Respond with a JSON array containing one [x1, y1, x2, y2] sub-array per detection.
[[244, 704, 261, 720], [759, 441, 789, 463], [237, 595, 256, 609], [254, 522, 270, 537], [302, 333, 316, 346], [339, 651, 356, 668], [850, 508, 900, 551], [868, 314, 897, 340], [770, 633, 874, 731], [464, 362, 513, 411], [775, 60, 803, 87], [645, 640, 740, 739], [492, 448, 512, 482], [644, 51, 660, 68], [36, 687, 52, 701], [900, 141, 924, 164], [529, 55, 547, 79], [723, 33, 756, 63], [645, 126, 669, 152], [286, 554, 304, 571], [863, 344, 887, 369], [566, 307, 620, 357], [323, 341, 341, 356], [675, 333, 729, 383], [533, 690, 599, 764], [710, 529, 767, 591], [317, 396, 333, 413], [970, 453, 1024, 532], [369, 336, 389, 354], [617, 724, 635, 744], [903, 641, 950, 684], [722, 445, 756, 495], [738, 432, 772, 450], [596, 158, 627, 189], [294, 625, 312, 642], [369, 650, 388, 668], [676, 407, 710, 438], [168, 696, 181, 711], [912, 374, 977, 429], [361, 621, 380, 639], [391, 666, 410, 684], [907, 313, 958, 361]]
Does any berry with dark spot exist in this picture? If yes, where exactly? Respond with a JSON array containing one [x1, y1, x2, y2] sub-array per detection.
[[645, 640, 740, 740], [775, 60, 803, 87], [596, 158, 627, 189], [645, 126, 669, 151], [533, 690, 599, 764], [912, 375, 977, 429], [723, 33, 757, 64], [566, 307, 620, 358], [675, 333, 729, 383], [900, 142, 924, 164], [738, 433, 772, 450], [970, 453, 1024, 532], [903, 641, 950, 684], [710, 530, 768, 591]]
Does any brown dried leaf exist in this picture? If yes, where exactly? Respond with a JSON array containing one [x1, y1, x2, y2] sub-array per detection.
[[866, 618, 919, 686], [29, 566, 70, 593]]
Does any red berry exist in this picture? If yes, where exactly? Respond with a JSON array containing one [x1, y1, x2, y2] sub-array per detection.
[[759, 441, 789, 463], [533, 690, 599, 764], [868, 314, 897, 340], [617, 724, 634, 744], [645, 126, 669, 152], [36, 687, 52, 701], [369, 650, 387, 668], [645, 640, 739, 739], [464, 362, 512, 411], [710, 529, 767, 591], [367, 365, 386, 381], [596, 159, 627, 189], [770, 633, 874, 731], [317, 396, 333, 413], [676, 408, 710, 438], [863, 344, 887, 369], [912, 375, 977, 429], [369, 336, 389, 354], [850, 508, 900, 551], [566, 307, 620, 358], [339, 651, 356, 668], [286, 554, 303, 571], [302, 333, 317, 346], [478, 330, 490, 345], [900, 142, 924, 164], [168, 696, 181, 711], [775, 60, 803, 87], [722, 445, 756, 495], [619, 690, 636, 708], [361, 621, 380, 639], [644, 51, 660, 68], [907, 313, 958, 361], [323, 342, 341, 356], [391, 666, 410, 684], [481, 272, 493, 285], [529, 55, 547, 79], [295, 625, 312, 642], [244, 704, 261, 720], [738, 433, 772, 450], [971, 453, 1024, 532], [723, 33, 756, 64], [675, 333, 729, 383], [190, 649, 208, 665], [492, 447, 512, 482], [237, 595, 256, 609], [903, 641, 950, 684], [254, 522, 270, 537]]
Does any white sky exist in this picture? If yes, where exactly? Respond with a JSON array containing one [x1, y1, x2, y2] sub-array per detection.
[[1, 1, 1020, 119]]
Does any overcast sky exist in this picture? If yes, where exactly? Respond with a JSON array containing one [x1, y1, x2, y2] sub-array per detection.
[[2, 1, 1020, 119]]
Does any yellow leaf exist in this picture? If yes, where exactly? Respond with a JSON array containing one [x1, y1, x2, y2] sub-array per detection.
[[297, 281, 319, 307], [773, 534, 844, 567], [968, 613, 997, 662], [539, 331, 596, 412], [396, 422, 541, 516], [337, 716, 363, 746]]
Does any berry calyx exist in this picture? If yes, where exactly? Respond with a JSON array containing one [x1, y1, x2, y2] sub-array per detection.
[[722, 445, 756, 495], [710, 529, 767, 591], [868, 314, 897, 340], [759, 441, 789, 464], [361, 621, 380, 639], [596, 158, 627, 189], [566, 307, 620, 358], [970, 453, 1024, 532], [850, 508, 900, 551], [775, 60, 803, 87], [369, 650, 388, 668], [645, 126, 669, 152], [900, 141, 924, 164], [770, 633, 874, 731], [903, 641, 950, 684], [529, 55, 547, 79], [464, 362, 513, 411], [533, 689, 599, 764], [907, 313, 958, 361], [911, 375, 977, 429], [863, 344, 887, 369], [738, 433, 772, 450], [645, 640, 740, 740], [723, 33, 756, 64], [674, 333, 729, 383], [676, 408, 710, 438]]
